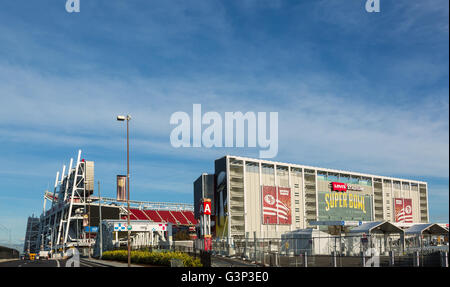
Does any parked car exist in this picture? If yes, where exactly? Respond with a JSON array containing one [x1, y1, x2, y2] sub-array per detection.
[[39, 250, 49, 260]]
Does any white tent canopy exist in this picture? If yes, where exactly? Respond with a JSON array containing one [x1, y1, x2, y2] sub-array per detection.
[[348, 221, 404, 235], [405, 223, 449, 236]]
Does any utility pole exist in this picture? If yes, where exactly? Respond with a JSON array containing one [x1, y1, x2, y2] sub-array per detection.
[[88, 191, 91, 259], [98, 180, 103, 259], [127, 116, 131, 267], [117, 114, 131, 267]]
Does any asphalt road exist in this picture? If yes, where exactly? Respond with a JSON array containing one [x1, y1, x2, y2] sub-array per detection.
[[0, 258, 110, 267], [211, 256, 257, 267], [0, 259, 63, 267], [0, 257, 256, 267]]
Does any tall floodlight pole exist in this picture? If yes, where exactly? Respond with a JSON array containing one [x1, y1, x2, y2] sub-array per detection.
[[117, 115, 131, 267]]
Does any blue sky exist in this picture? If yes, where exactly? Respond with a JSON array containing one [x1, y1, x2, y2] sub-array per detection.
[[0, 0, 448, 246]]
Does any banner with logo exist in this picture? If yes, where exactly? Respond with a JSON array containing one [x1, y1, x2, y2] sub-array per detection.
[[277, 187, 292, 224], [394, 198, 413, 223], [332, 182, 347, 192], [262, 186, 291, 225], [262, 186, 278, 224], [317, 191, 372, 221]]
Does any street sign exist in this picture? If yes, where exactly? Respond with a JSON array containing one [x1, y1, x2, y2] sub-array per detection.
[[114, 223, 126, 231], [113, 222, 167, 232], [84, 226, 99, 233]]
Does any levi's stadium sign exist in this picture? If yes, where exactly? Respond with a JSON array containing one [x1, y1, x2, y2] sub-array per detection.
[[332, 182, 347, 192], [331, 182, 364, 192]]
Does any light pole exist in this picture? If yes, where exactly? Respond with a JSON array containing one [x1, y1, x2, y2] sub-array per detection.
[[88, 195, 91, 259], [98, 180, 103, 259], [117, 115, 131, 267]]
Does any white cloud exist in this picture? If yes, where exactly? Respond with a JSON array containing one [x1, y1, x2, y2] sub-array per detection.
[[0, 62, 448, 180]]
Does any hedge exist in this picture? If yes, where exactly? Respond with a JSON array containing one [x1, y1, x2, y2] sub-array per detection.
[[101, 250, 202, 267]]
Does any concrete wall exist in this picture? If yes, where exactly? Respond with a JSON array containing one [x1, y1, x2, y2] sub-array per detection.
[[0, 246, 19, 259]]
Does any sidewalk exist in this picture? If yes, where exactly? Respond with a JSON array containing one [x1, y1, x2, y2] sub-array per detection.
[[80, 257, 144, 267]]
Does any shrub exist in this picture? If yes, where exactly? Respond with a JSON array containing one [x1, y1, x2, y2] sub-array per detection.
[[102, 250, 202, 267]]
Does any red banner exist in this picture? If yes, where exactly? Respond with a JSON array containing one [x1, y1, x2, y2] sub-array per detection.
[[403, 198, 413, 223], [262, 186, 278, 224], [262, 186, 291, 225], [277, 187, 292, 225], [395, 198, 413, 223]]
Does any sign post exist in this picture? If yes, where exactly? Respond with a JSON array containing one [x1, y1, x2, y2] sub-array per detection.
[[199, 198, 212, 251]]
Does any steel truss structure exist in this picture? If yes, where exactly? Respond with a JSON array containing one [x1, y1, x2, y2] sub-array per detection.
[[36, 149, 195, 254], [37, 150, 95, 253], [92, 197, 194, 212], [23, 216, 40, 253]]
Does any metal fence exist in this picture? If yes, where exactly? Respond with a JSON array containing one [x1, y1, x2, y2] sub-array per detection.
[[207, 236, 448, 267], [211, 235, 401, 256], [107, 236, 449, 267]]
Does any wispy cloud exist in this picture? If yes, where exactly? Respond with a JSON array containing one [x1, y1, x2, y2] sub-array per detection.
[[0, 0, 448, 243], [0, 62, 448, 178]]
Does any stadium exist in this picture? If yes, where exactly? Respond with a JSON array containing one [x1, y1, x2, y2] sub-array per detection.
[[22, 151, 448, 266], [194, 155, 431, 240], [193, 155, 449, 262]]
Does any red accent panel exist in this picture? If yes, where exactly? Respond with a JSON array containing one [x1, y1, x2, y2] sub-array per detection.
[[130, 209, 149, 220], [182, 211, 197, 224], [143, 210, 163, 222], [157, 210, 178, 224], [171, 211, 189, 225]]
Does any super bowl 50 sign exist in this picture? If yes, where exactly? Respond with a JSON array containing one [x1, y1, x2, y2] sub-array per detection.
[[318, 191, 373, 221]]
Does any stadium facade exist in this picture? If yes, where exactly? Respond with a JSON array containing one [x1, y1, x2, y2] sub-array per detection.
[[194, 155, 429, 240]]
